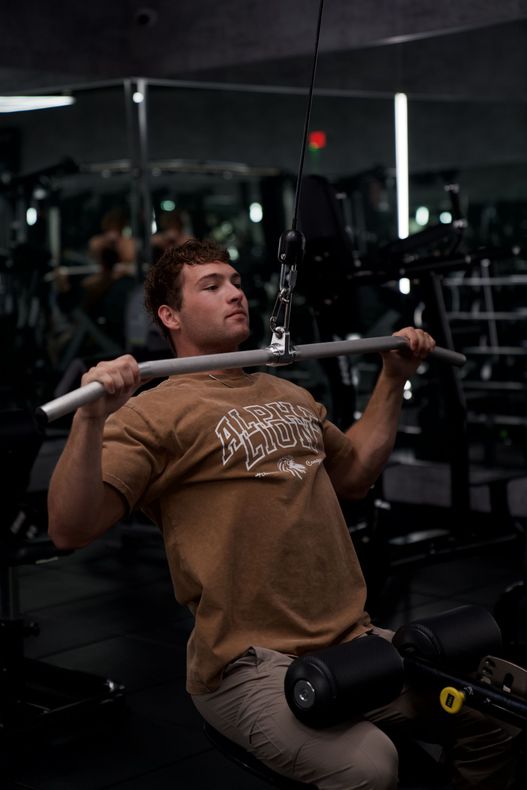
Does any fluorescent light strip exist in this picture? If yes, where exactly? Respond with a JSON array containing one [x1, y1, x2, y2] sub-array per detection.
[[394, 92, 409, 240], [0, 96, 75, 113]]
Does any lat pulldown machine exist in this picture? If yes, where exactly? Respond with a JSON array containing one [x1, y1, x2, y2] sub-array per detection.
[[285, 604, 527, 731]]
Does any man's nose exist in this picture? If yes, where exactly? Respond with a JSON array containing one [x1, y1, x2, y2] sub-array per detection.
[[227, 284, 243, 301]]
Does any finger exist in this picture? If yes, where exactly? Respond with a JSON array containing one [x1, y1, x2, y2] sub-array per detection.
[[422, 331, 436, 354], [92, 368, 124, 396], [113, 357, 141, 388], [82, 356, 140, 392], [413, 331, 436, 359], [394, 327, 419, 354], [395, 328, 436, 357]]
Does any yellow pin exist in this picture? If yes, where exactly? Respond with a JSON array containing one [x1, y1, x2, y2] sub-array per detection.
[[440, 686, 466, 714]]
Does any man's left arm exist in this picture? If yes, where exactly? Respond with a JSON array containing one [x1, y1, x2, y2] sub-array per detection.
[[334, 327, 435, 499]]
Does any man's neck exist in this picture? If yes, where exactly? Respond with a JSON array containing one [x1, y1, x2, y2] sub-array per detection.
[[174, 342, 243, 377]]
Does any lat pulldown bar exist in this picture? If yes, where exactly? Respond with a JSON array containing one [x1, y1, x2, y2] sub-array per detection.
[[35, 336, 466, 425]]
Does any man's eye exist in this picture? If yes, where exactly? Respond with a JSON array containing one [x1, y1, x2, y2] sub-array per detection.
[[204, 285, 218, 291]]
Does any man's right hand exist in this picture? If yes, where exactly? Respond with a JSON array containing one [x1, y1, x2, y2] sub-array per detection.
[[78, 354, 142, 420]]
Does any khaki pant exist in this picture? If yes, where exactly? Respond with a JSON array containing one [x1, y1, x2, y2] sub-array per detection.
[[192, 630, 520, 790]]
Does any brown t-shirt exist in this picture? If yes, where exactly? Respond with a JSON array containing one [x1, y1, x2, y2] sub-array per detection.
[[102, 370, 371, 694]]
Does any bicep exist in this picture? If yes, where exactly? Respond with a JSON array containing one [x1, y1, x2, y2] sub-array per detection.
[[325, 426, 387, 501], [103, 481, 130, 525], [322, 420, 366, 499]]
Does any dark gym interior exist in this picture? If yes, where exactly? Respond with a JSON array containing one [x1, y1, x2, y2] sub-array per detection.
[[1, 2, 527, 788]]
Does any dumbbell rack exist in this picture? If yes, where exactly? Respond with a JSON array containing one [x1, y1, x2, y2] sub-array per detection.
[[367, 249, 527, 586], [443, 255, 527, 468]]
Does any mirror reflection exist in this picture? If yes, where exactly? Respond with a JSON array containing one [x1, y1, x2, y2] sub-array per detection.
[[0, 21, 525, 468]]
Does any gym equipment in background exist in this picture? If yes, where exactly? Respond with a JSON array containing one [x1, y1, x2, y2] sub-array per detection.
[[0, 395, 125, 740]]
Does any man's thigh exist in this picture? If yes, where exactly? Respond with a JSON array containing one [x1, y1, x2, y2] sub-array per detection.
[[192, 646, 398, 790]]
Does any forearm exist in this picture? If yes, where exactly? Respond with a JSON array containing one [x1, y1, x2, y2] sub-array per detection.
[[48, 412, 111, 548], [47, 354, 141, 548], [343, 367, 405, 496]]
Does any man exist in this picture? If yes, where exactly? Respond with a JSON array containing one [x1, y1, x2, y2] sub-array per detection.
[[48, 239, 518, 790], [151, 209, 192, 264]]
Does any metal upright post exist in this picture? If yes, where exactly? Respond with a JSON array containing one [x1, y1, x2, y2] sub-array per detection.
[[123, 79, 147, 282], [423, 271, 471, 531], [136, 77, 152, 275]]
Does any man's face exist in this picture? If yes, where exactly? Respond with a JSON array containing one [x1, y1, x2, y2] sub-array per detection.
[[172, 261, 250, 355]]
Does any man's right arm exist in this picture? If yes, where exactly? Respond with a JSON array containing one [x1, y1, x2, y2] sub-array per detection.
[[47, 355, 142, 550]]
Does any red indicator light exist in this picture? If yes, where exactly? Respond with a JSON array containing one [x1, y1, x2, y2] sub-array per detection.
[[308, 130, 327, 150]]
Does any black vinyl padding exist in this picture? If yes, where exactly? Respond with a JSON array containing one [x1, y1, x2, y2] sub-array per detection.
[[284, 633, 404, 728], [392, 604, 503, 672]]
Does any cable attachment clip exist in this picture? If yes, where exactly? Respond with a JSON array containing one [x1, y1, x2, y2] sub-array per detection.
[[268, 229, 305, 366]]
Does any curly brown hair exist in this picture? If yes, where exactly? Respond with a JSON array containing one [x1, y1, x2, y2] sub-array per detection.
[[144, 238, 231, 347]]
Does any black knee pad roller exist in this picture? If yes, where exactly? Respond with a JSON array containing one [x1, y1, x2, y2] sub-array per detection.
[[284, 634, 404, 728], [393, 604, 503, 672]]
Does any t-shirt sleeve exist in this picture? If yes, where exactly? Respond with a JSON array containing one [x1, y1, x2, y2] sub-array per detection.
[[101, 403, 169, 512]]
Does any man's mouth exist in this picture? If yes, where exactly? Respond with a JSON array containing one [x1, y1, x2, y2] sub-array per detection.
[[226, 311, 247, 319]]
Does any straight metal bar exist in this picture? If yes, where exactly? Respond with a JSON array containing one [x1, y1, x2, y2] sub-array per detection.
[[36, 337, 466, 425]]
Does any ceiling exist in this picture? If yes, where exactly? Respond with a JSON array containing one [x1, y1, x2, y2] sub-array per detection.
[[1, 0, 526, 101]]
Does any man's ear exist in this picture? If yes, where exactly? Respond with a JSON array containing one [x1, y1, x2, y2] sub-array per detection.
[[158, 304, 180, 331]]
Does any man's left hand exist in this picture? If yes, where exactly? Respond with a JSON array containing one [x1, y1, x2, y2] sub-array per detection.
[[381, 327, 436, 381]]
